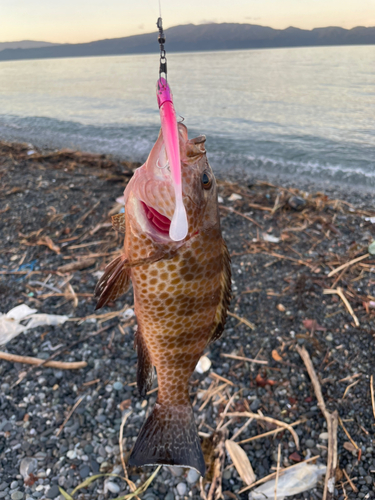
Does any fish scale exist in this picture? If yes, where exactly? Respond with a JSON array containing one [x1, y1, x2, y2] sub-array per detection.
[[95, 122, 231, 475]]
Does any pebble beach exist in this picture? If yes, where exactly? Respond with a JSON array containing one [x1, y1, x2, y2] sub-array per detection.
[[1, 140, 375, 500]]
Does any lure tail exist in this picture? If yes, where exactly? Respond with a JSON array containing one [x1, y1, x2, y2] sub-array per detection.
[[128, 402, 205, 475]]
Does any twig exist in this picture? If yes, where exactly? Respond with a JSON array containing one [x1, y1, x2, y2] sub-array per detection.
[[327, 253, 369, 277], [207, 430, 227, 500], [342, 380, 360, 399], [231, 417, 254, 441], [221, 353, 268, 365], [323, 287, 359, 326], [224, 412, 299, 449], [342, 469, 358, 493], [238, 455, 320, 494], [56, 396, 84, 436], [0, 351, 86, 369], [237, 418, 305, 444], [338, 416, 359, 451], [227, 311, 255, 330], [119, 410, 138, 494], [371, 375, 375, 421], [219, 205, 262, 228], [274, 443, 281, 500], [209, 372, 234, 386], [296, 346, 338, 500]]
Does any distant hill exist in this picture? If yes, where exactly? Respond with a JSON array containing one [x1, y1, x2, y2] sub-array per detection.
[[0, 23, 374, 61], [0, 40, 60, 52]]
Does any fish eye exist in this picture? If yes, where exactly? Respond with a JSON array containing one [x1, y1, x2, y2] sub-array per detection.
[[202, 171, 212, 190]]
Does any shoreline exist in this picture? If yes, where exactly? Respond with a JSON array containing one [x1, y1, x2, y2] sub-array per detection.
[[2, 137, 375, 204]]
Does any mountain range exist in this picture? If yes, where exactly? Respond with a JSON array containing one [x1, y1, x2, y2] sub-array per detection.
[[0, 40, 59, 52], [0, 23, 374, 61]]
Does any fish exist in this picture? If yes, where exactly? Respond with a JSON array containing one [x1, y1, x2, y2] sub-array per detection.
[[94, 122, 231, 476]]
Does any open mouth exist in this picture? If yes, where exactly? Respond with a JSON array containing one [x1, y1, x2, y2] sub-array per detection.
[[141, 202, 171, 234]]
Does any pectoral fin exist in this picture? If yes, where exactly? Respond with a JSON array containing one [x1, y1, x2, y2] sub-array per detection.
[[112, 213, 126, 234], [94, 250, 168, 310], [94, 255, 130, 310]]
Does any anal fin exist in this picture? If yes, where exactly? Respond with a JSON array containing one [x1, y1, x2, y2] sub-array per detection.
[[94, 255, 130, 310], [134, 328, 154, 397]]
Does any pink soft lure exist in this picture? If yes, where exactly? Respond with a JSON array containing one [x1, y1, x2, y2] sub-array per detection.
[[156, 77, 188, 241]]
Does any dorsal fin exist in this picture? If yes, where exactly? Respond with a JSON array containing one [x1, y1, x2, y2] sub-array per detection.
[[208, 239, 231, 344]]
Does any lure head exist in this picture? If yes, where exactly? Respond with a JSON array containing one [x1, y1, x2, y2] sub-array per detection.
[[124, 123, 220, 248], [156, 77, 173, 108]]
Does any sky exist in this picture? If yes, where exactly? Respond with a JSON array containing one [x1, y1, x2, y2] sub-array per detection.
[[1, 0, 375, 44]]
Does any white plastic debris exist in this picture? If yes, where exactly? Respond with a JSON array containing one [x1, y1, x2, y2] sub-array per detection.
[[228, 193, 242, 201], [6, 304, 37, 321], [195, 355, 211, 374], [364, 217, 375, 224], [0, 304, 69, 346], [218, 196, 224, 204], [249, 463, 326, 500], [262, 233, 280, 243]]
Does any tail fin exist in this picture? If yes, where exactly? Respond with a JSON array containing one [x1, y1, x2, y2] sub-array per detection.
[[128, 403, 205, 476]]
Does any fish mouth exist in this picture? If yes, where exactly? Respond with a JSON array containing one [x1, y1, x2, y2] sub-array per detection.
[[141, 202, 171, 235]]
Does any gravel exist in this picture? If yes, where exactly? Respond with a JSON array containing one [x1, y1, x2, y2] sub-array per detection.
[[1, 142, 375, 499]]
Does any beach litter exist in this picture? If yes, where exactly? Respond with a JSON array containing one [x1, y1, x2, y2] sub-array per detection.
[[0, 303, 68, 345], [249, 462, 326, 499]]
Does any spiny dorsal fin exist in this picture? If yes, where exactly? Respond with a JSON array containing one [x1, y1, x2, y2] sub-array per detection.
[[134, 328, 154, 397], [208, 239, 232, 344], [112, 213, 126, 233]]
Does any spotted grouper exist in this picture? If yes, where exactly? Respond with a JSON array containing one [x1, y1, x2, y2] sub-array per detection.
[[94, 123, 231, 475]]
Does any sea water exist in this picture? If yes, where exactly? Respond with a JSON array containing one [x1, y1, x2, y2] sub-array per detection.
[[0, 45, 374, 188]]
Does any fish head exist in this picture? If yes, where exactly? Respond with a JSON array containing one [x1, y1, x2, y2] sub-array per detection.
[[124, 123, 219, 246]]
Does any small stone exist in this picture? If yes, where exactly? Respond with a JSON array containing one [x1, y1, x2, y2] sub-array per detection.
[[106, 482, 120, 494], [169, 466, 184, 477], [250, 399, 261, 412], [368, 241, 375, 255], [195, 356, 211, 374], [289, 451, 302, 462], [66, 450, 77, 459], [20, 458, 38, 479], [113, 382, 123, 391], [365, 476, 373, 485], [223, 469, 231, 480], [319, 432, 329, 441], [288, 196, 306, 211], [11, 493, 24, 500], [165, 492, 175, 500], [10, 481, 19, 489], [305, 439, 315, 448], [79, 465, 90, 479], [187, 469, 200, 484], [46, 485, 60, 499], [176, 483, 187, 496]]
